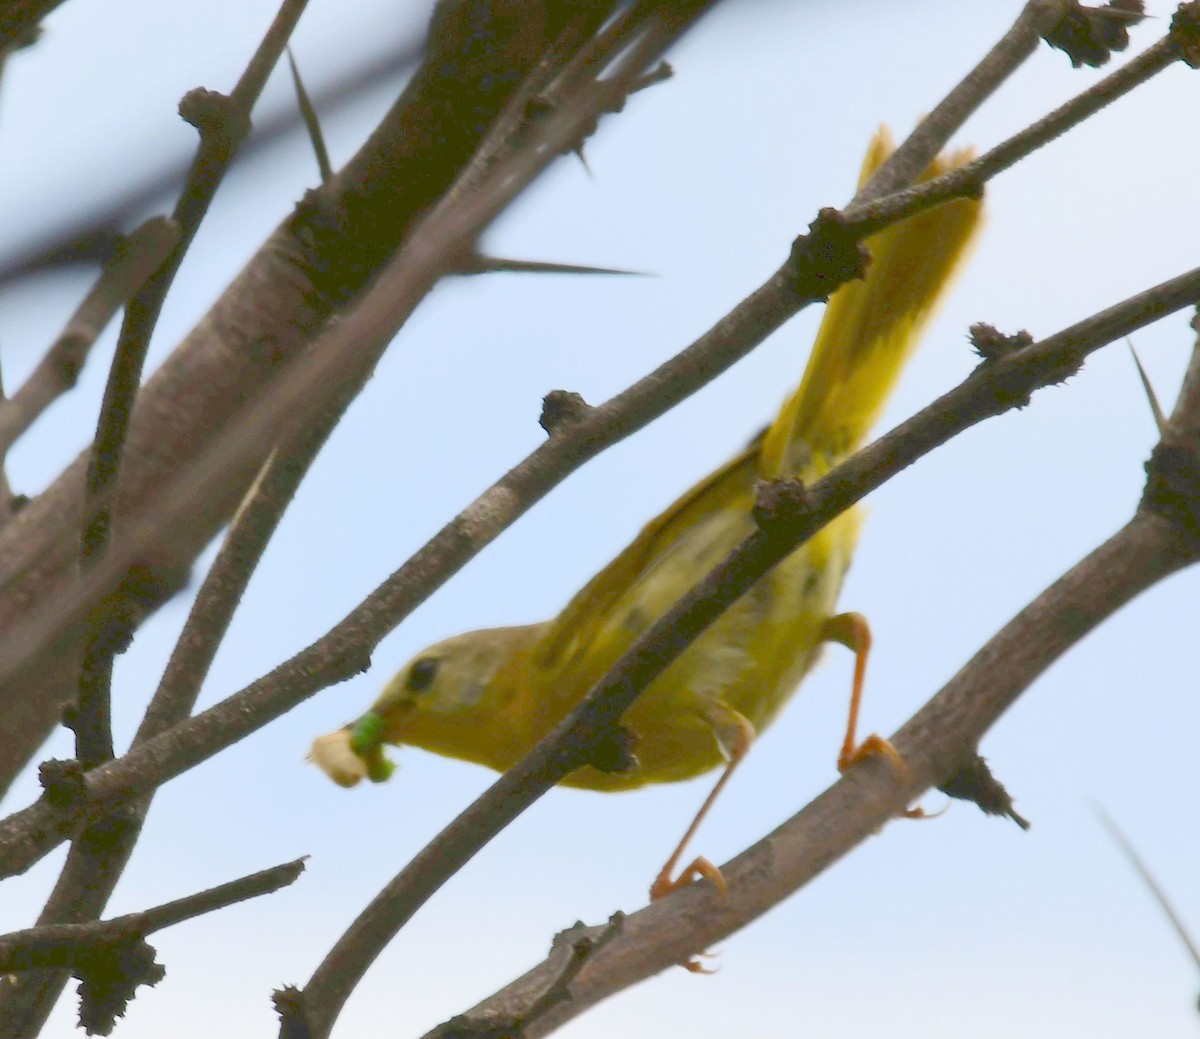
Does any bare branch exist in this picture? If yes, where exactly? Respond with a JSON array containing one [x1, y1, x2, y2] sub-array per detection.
[[860, 0, 1074, 202], [0, 0, 624, 799], [69, 0, 312, 773], [0, 857, 306, 972], [0, 217, 180, 459], [849, 22, 1192, 234], [0, 3, 314, 1031], [0, 857, 304, 1036], [0, 409, 349, 1033]]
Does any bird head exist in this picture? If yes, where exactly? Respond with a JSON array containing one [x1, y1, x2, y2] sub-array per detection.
[[308, 624, 544, 786]]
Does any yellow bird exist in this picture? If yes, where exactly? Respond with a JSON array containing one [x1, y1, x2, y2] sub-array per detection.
[[311, 128, 982, 903]]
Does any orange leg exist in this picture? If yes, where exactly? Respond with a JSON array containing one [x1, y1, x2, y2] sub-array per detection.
[[650, 708, 754, 903], [649, 709, 753, 973], [821, 612, 904, 775], [821, 612, 934, 819]]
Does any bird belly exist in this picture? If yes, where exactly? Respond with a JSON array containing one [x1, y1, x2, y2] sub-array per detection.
[[561, 511, 856, 792]]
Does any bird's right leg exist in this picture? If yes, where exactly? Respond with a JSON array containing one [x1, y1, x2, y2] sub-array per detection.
[[650, 705, 754, 902]]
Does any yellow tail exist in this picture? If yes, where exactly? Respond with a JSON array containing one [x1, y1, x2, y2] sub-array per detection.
[[760, 128, 983, 475]]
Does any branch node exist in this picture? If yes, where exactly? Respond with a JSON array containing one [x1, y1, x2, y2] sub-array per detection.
[[539, 390, 592, 435], [784, 208, 869, 303], [1043, 0, 1147, 68], [89, 560, 188, 658], [1170, 0, 1200, 68], [272, 983, 311, 1039], [331, 645, 374, 681], [585, 725, 639, 774], [937, 753, 1030, 829], [76, 938, 165, 1037], [1140, 440, 1200, 552], [969, 322, 1034, 363], [178, 87, 250, 150], [752, 478, 811, 529], [38, 758, 86, 808]]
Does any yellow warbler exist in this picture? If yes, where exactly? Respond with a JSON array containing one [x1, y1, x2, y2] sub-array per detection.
[[311, 128, 982, 900]]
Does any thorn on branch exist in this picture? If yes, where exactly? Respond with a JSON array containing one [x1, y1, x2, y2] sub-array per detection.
[[458, 254, 645, 277], [784, 209, 870, 303], [1043, 0, 1147, 68], [539, 390, 592, 435], [937, 753, 1030, 829], [287, 47, 333, 185], [1170, 1, 1200, 68], [1127, 339, 1169, 435], [630, 61, 673, 94]]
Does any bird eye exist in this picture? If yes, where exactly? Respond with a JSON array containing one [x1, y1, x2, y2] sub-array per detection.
[[406, 657, 439, 693]]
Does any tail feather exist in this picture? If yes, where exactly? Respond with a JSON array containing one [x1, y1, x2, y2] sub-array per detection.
[[761, 128, 983, 475]]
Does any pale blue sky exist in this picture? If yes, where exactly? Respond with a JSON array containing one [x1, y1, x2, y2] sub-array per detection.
[[2, 2, 1199, 1037]]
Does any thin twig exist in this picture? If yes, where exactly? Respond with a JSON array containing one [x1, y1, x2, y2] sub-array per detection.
[[1096, 807, 1200, 973], [0, 217, 180, 458], [0, 410, 348, 1034], [0, 42, 423, 285], [0, 856, 305, 972], [70, 0, 312, 772], [859, 0, 1074, 202], [0, 0, 648, 799], [847, 29, 1190, 233], [0, 11, 713, 866], [422, 916, 625, 1039]]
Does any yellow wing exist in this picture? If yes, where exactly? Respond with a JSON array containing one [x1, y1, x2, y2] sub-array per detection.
[[533, 432, 764, 670]]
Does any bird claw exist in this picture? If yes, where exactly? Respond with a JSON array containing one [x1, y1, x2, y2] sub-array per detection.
[[649, 856, 726, 902]]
